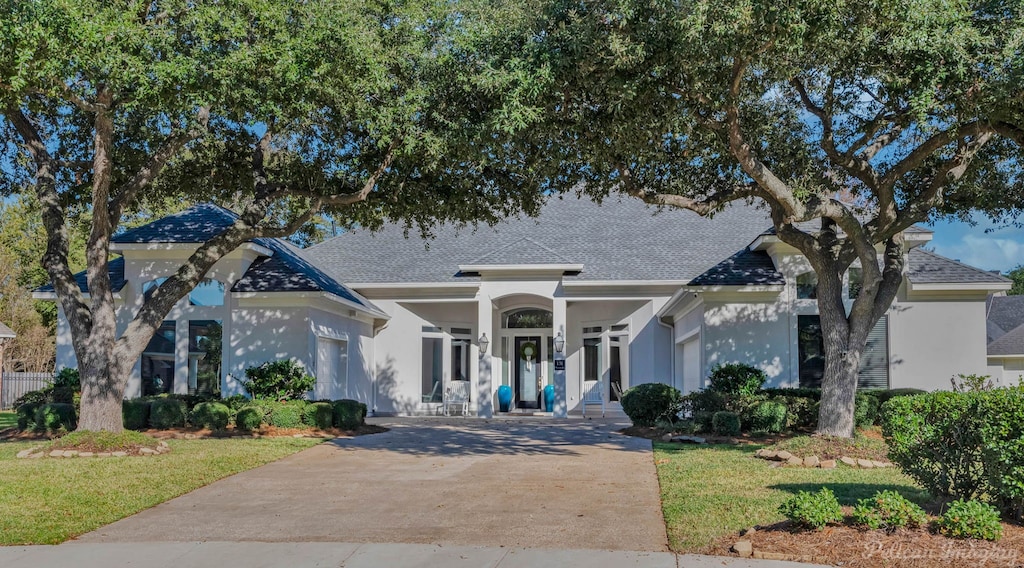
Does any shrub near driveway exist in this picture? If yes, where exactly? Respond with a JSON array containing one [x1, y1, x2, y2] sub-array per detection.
[[0, 437, 321, 545]]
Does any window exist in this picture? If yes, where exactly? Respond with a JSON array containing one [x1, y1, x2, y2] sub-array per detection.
[[188, 320, 222, 396], [797, 315, 824, 388], [609, 336, 624, 401], [582, 337, 602, 383], [142, 278, 167, 302], [503, 308, 553, 329], [141, 321, 176, 396], [189, 279, 225, 306], [421, 335, 443, 402], [797, 315, 890, 389], [848, 268, 862, 299], [796, 272, 817, 299], [451, 335, 471, 382]]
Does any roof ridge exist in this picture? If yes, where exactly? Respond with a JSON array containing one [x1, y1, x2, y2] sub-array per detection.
[[467, 235, 575, 265], [988, 322, 1024, 355], [914, 248, 1011, 282]]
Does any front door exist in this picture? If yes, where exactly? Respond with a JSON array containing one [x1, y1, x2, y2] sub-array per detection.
[[514, 336, 542, 409]]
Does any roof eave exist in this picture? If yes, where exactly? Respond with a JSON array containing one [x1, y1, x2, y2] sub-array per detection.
[[909, 281, 1012, 292]]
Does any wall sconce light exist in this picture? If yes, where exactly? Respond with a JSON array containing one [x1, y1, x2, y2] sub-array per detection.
[[554, 331, 565, 354], [478, 333, 489, 355]]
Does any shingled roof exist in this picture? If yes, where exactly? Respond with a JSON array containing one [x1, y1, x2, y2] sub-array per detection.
[[986, 295, 1024, 356], [47, 204, 382, 315], [0, 321, 15, 339], [907, 249, 1010, 285], [688, 249, 784, 287], [36, 256, 128, 294], [307, 195, 774, 283], [988, 325, 1024, 356]]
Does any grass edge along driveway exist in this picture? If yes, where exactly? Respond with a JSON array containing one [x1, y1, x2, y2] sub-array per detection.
[[0, 436, 322, 545], [653, 441, 928, 552]]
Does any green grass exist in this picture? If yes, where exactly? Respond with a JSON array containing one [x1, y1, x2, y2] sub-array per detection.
[[0, 436, 322, 545], [769, 429, 890, 461], [0, 412, 17, 430], [654, 441, 929, 552]]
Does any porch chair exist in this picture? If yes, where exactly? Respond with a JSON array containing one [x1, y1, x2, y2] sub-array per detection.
[[581, 380, 605, 417], [421, 380, 442, 404], [443, 381, 471, 416]]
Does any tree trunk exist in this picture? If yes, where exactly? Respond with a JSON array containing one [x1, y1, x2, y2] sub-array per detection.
[[76, 363, 127, 432]]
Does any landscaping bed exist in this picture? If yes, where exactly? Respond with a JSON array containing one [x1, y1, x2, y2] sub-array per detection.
[[710, 521, 1024, 567]]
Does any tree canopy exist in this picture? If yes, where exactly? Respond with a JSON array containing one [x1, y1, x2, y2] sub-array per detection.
[[0, 0, 547, 431], [489, 0, 1024, 435]]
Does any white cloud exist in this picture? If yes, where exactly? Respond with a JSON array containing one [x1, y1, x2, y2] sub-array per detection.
[[933, 234, 1024, 272]]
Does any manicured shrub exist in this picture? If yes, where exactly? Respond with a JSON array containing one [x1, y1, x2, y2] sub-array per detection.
[[149, 398, 188, 429], [711, 411, 741, 436], [303, 402, 334, 429], [34, 403, 76, 433], [16, 402, 40, 431], [242, 360, 316, 400], [620, 383, 684, 427], [707, 363, 766, 396], [860, 388, 925, 405], [235, 406, 264, 431], [190, 402, 231, 430], [851, 490, 928, 531], [759, 387, 822, 401], [778, 487, 843, 530], [268, 402, 304, 428], [222, 394, 250, 410], [682, 390, 727, 431], [881, 388, 1024, 518], [332, 399, 368, 429], [936, 500, 1003, 541], [122, 399, 152, 431], [749, 400, 788, 433], [855, 392, 881, 428]]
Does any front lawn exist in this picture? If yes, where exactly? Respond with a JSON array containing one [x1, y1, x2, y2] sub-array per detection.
[[0, 437, 322, 545], [654, 441, 929, 552], [0, 412, 15, 430]]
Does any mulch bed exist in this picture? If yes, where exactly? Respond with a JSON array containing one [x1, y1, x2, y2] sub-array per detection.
[[711, 520, 1024, 567], [0, 424, 388, 442], [620, 425, 791, 446]]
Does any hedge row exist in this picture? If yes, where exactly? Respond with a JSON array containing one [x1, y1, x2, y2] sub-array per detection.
[[117, 395, 368, 432]]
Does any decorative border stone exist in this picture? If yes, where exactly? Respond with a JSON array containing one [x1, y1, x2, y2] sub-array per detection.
[[15, 441, 171, 459], [732, 531, 828, 564], [754, 448, 891, 468]]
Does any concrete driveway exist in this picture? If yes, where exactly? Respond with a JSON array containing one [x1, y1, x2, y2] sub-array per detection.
[[78, 418, 669, 552]]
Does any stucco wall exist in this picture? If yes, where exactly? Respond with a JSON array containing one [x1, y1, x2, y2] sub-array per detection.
[[888, 293, 994, 390], [702, 298, 791, 387]]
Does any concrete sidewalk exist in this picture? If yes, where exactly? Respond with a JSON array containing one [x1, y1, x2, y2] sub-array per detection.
[[0, 541, 829, 568]]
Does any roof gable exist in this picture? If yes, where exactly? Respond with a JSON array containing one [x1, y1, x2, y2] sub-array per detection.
[[36, 256, 127, 294], [988, 323, 1024, 356], [688, 249, 784, 287], [987, 295, 1024, 341], [112, 203, 236, 244]]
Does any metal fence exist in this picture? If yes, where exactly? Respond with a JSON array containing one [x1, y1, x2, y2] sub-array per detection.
[[0, 372, 54, 410]]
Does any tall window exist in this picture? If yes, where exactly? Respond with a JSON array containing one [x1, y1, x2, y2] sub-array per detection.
[[188, 320, 222, 396], [582, 336, 602, 383], [609, 336, 624, 401], [796, 272, 818, 299], [451, 329, 472, 382], [421, 335, 443, 402], [142, 321, 176, 396], [797, 315, 889, 389]]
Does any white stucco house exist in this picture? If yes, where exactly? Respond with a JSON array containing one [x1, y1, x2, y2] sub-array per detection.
[[38, 197, 1010, 417]]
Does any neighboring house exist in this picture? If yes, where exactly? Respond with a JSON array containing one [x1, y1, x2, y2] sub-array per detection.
[[0, 321, 15, 373], [986, 294, 1024, 385], [38, 197, 1010, 417]]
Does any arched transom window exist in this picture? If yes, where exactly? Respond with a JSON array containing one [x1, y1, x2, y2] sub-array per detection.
[[502, 308, 553, 329]]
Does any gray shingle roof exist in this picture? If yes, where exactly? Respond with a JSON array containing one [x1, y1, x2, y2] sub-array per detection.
[[0, 321, 15, 339], [688, 249, 784, 287], [36, 257, 127, 294], [233, 237, 381, 313], [907, 249, 1010, 285], [306, 195, 774, 283], [50, 204, 381, 315], [988, 324, 1024, 356], [112, 203, 236, 243], [987, 295, 1024, 342], [761, 223, 933, 236]]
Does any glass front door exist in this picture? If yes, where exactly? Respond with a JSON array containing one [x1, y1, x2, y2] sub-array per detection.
[[514, 336, 542, 409]]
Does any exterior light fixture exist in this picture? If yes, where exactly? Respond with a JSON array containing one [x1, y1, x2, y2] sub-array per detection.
[[478, 333, 489, 355], [554, 331, 565, 354]]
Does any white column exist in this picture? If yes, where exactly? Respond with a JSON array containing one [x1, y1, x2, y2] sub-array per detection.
[[553, 292, 568, 418], [476, 292, 494, 417], [174, 319, 189, 395]]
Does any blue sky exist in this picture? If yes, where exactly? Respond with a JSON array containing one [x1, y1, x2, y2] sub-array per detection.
[[929, 215, 1024, 273]]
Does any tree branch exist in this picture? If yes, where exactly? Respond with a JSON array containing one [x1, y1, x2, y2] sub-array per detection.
[[880, 121, 989, 188]]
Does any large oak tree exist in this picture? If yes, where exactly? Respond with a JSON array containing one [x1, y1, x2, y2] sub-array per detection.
[[0, 0, 544, 431], [498, 0, 1024, 435]]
